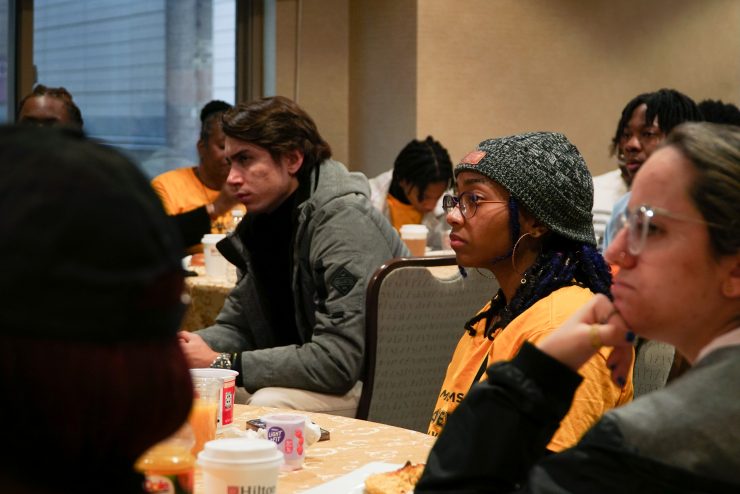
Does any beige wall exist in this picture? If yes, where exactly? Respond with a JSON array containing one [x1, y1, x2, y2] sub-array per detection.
[[275, 0, 350, 163], [275, 0, 740, 177], [349, 0, 418, 174], [417, 0, 740, 175]]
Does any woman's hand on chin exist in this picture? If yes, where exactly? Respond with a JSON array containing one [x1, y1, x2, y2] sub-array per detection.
[[537, 293, 635, 387]]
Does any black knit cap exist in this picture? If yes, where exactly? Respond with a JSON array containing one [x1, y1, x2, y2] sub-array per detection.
[[455, 132, 596, 245], [0, 126, 186, 341]]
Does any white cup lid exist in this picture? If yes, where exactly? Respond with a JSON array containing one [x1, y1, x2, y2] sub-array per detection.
[[190, 368, 240, 379], [198, 438, 283, 466], [400, 224, 429, 234], [202, 233, 227, 243]]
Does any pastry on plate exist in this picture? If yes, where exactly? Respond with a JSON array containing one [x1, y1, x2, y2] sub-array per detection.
[[364, 461, 424, 494]]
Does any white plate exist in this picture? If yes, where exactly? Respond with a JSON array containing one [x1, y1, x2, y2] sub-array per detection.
[[299, 462, 403, 493]]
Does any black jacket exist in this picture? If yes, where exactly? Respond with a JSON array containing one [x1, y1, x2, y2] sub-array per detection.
[[417, 343, 740, 493]]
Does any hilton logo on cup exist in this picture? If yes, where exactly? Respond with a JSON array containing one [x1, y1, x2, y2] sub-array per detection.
[[226, 487, 275, 494]]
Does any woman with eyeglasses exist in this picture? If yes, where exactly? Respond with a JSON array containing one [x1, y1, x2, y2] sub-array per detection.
[[427, 132, 631, 454], [417, 122, 740, 493]]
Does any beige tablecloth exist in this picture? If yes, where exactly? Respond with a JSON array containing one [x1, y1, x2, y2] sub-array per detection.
[[195, 404, 435, 493], [181, 266, 234, 332]]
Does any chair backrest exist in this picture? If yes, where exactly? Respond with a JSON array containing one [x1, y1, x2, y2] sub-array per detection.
[[356, 256, 499, 432]]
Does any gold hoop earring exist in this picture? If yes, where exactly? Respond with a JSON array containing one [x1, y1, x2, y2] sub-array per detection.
[[511, 232, 533, 275]]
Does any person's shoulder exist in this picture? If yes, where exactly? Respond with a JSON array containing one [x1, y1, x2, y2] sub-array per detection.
[[368, 169, 393, 186], [593, 169, 628, 209], [312, 159, 373, 206], [152, 166, 195, 185], [510, 286, 594, 332], [535, 285, 594, 311], [592, 168, 623, 185]]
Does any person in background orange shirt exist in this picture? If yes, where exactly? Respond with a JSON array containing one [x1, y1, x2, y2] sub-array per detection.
[[152, 100, 243, 252], [428, 132, 632, 452], [369, 136, 454, 250]]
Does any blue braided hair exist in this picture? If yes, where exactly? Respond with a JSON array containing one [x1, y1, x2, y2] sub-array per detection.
[[464, 198, 612, 338]]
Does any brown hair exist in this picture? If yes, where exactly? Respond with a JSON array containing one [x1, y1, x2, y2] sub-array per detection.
[[664, 122, 740, 257], [18, 84, 84, 129], [222, 96, 331, 181]]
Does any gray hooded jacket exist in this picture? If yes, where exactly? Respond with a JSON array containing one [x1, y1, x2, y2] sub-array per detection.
[[198, 159, 408, 394]]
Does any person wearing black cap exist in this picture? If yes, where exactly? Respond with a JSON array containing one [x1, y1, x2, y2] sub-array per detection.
[[427, 132, 631, 451], [417, 122, 740, 494], [0, 125, 192, 493], [178, 96, 407, 416]]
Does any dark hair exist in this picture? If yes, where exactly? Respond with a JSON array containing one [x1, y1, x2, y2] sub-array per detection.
[[610, 88, 702, 155], [0, 337, 192, 492], [466, 198, 612, 337], [388, 136, 454, 203], [17, 84, 84, 129], [697, 99, 740, 126], [222, 96, 332, 181], [0, 125, 191, 491], [663, 122, 740, 257], [199, 99, 233, 142]]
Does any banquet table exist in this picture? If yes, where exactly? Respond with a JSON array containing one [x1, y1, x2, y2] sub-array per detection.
[[181, 265, 235, 332], [194, 404, 436, 493]]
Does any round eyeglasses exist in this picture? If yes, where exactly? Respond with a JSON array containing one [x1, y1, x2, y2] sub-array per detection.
[[442, 192, 507, 219], [616, 204, 721, 255]]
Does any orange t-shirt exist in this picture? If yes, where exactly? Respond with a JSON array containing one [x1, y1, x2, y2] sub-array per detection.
[[428, 285, 634, 452], [151, 167, 234, 231], [386, 195, 423, 231]]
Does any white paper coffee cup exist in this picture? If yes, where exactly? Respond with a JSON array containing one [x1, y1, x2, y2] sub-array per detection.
[[202, 233, 228, 278], [198, 438, 282, 494], [400, 224, 429, 257], [190, 368, 238, 431]]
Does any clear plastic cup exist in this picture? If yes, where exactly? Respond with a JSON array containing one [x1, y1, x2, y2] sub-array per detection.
[[189, 377, 220, 454], [190, 368, 238, 431], [197, 438, 282, 494]]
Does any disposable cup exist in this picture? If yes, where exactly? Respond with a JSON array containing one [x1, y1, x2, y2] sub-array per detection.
[[400, 224, 429, 257], [198, 438, 282, 494], [262, 413, 308, 470], [190, 368, 239, 432], [202, 233, 228, 278], [189, 377, 220, 454]]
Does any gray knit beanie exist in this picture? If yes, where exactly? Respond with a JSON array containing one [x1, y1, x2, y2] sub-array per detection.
[[455, 132, 596, 245]]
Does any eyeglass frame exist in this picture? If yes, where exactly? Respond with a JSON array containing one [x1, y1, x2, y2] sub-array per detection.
[[442, 192, 507, 219], [617, 204, 722, 255]]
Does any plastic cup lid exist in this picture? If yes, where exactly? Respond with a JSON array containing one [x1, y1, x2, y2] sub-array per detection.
[[202, 233, 227, 243], [198, 438, 283, 466], [190, 368, 240, 379], [400, 224, 429, 234]]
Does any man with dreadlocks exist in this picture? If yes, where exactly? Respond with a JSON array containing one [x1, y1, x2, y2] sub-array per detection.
[[602, 88, 702, 248], [428, 132, 632, 452]]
